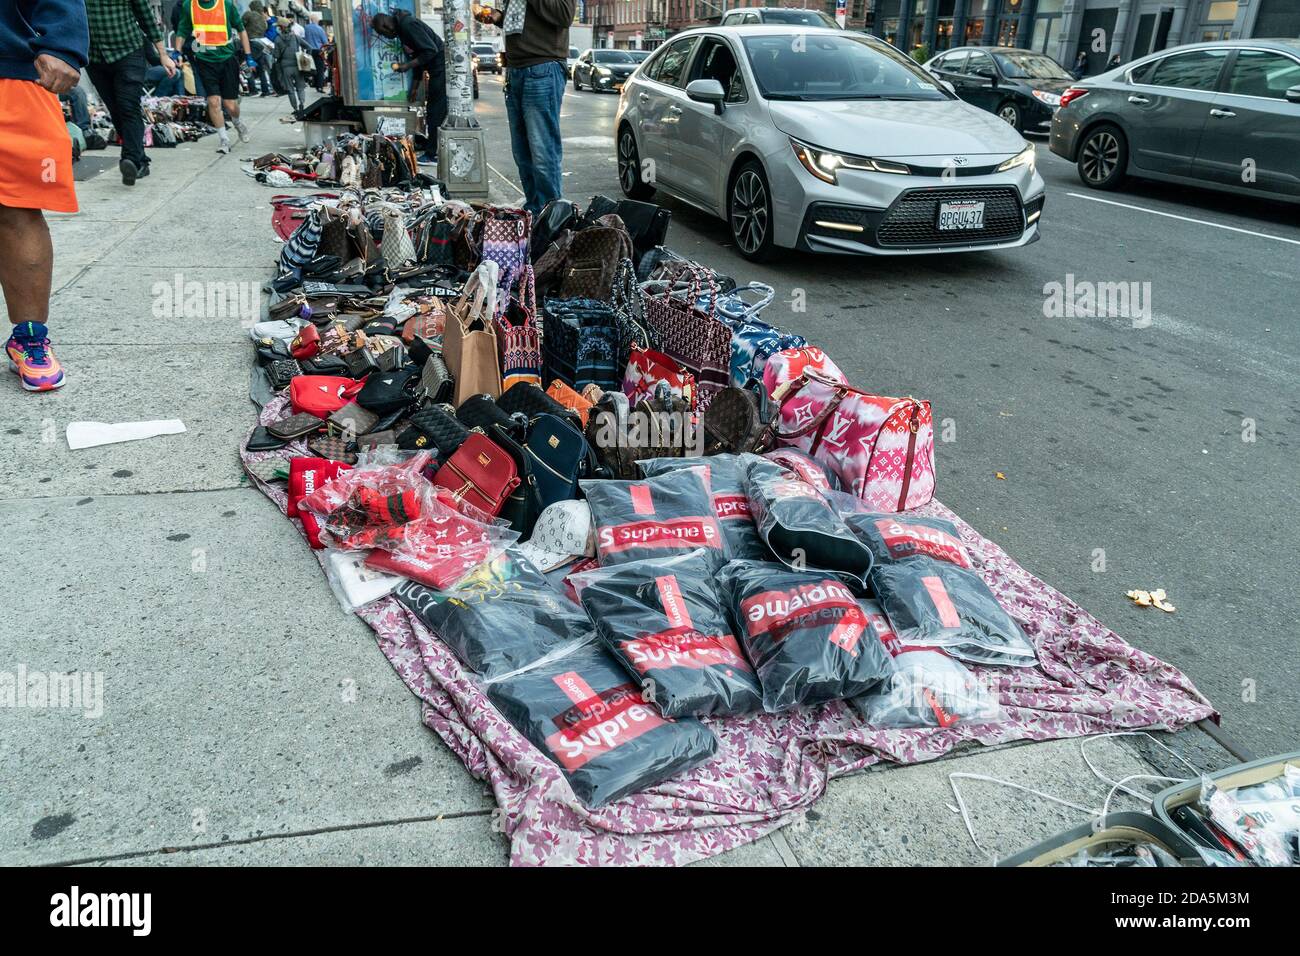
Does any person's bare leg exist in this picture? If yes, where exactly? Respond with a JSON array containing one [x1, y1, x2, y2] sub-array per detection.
[[205, 93, 223, 129], [0, 204, 53, 327], [224, 97, 239, 120]]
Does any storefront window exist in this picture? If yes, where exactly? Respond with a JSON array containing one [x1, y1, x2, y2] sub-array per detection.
[[1206, 1, 1239, 21], [964, 17, 986, 44]]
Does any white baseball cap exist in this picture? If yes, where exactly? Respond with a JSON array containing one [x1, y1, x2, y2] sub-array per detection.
[[514, 499, 595, 572]]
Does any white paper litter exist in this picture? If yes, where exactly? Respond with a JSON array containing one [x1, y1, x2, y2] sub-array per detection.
[[66, 420, 186, 450]]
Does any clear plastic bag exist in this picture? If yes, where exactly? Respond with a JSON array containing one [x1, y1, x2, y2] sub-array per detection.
[[322, 548, 404, 613], [570, 550, 762, 718], [854, 649, 1002, 729], [395, 551, 592, 679], [637, 454, 771, 561], [582, 465, 726, 566], [299, 452, 519, 591], [483, 643, 718, 808], [870, 558, 1037, 668]]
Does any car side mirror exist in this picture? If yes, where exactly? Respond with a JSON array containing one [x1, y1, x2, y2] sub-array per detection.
[[686, 78, 726, 114], [1287, 84, 1300, 103]]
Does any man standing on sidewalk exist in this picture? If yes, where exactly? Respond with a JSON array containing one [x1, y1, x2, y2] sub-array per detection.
[[175, 0, 255, 154], [302, 11, 328, 92], [0, 0, 87, 392], [477, 0, 575, 215], [85, 0, 177, 186], [371, 10, 445, 166]]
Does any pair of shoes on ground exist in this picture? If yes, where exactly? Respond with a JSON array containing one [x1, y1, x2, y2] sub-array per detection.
[[6, 321, 64, 391], [120, 157, 150, 185]]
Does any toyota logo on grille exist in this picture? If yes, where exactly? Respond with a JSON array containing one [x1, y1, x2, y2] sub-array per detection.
[[951, 156, 969, 166]]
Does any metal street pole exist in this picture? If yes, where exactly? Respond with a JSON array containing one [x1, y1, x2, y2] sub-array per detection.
[[436, 0, 490, 198]]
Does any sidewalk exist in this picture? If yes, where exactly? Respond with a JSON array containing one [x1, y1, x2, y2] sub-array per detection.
[[0, 95, 1229, 866]]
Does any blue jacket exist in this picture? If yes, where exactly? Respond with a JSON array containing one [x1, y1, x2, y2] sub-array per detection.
[[1, 0, 88, 81]]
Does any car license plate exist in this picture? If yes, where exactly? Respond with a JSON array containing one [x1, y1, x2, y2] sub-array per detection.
[[938, 201, 985, 231]]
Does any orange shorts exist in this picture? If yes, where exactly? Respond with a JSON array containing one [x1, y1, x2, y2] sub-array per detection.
[[0, 78, 78, 213]]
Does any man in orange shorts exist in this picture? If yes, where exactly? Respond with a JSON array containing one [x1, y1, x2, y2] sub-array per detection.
[[0, 0, 88, 391]]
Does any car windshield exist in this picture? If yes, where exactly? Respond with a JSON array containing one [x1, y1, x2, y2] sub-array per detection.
[[628, 50, 649, 60], [762, 9, 839, 27], [569, 48, 580, 58], [595, 51, 635, 63], [473, 45, 495, 54], [742, 33, 948, 100], [992, 51, 1071, 79]]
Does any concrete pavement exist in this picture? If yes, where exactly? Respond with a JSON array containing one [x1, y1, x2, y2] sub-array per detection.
[[0, 90, 1245, 867]]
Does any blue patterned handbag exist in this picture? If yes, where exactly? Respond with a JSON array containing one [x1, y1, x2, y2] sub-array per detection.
[[709, 283, 807, 387]]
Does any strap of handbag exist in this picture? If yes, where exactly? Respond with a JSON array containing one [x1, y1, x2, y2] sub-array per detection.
[[654, 260, 719, 317], [610, 257, 656, 351]]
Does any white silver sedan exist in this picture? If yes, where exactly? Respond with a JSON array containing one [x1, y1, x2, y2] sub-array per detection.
[[615, 25, 1046, 261]]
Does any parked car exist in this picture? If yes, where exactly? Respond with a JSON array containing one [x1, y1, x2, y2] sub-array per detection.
[[468, 54, 481, 98], [472, 42, 501, 74], [1051, 39, 1300, 203], [573, 49, 639, 92], [616, 26, 1044, 261], [627, 50, 650, 63], [718, 6, 840, 29], [565, 46, 581, 78], [925, 46, 1074, 133]]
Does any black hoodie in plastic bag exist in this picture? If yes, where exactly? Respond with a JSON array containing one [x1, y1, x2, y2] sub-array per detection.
[[582, 465, 726, 566], [723, 560, 895, 712], [573, 550, 763, 718], [395, 554, 592, 679], [845, 512, 974, 569], [870, 557, 1038, 668], [637, 455, 771, 561], [742, 454, 874, 587], [485, 644, 719, 808]]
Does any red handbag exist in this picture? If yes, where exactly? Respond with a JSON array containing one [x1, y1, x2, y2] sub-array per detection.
[[432, 431, 521, 516], [290, 375, 366, 418]]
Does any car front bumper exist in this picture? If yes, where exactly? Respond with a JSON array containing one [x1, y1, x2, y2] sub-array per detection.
[[767, 157, 1046, 255]]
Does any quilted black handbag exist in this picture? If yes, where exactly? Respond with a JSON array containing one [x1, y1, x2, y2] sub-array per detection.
[[497, 381, 580, 429], [456, 393, 528, 443], [397, 403, 469, 456]]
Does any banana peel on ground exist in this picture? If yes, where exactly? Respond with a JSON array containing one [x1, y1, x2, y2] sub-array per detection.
[[1127, 588, 1176, 613]]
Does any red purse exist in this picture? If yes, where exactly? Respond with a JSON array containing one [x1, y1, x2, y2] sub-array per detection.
[[290, 375, 366, 418], [432, 431, 520, 516]]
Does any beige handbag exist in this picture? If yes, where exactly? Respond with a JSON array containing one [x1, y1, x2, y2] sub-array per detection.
[[443, 261, 502, 404]]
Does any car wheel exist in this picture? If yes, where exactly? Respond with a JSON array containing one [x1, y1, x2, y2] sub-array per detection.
[[729, 160, 775, 262], [617, 126, 655, 200], [574, 73, 583, 91], [996, 100, 1022, 131], [1077, 123, 1127, 190]]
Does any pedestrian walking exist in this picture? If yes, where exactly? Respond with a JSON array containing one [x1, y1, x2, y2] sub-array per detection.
[[0, 0, 87, 392], [475, 0, 574, 215], [274, 22, 310, 117], [85, 0, 176, 185], [371, 10, 446, 165], [174, 0, 256, 154], [302, 11, 328, 91], [242, 0, 275, 96], [1072, 50, 1088, 79]]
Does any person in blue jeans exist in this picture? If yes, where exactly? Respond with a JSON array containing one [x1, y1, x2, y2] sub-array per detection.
[[479, 0, 574, 216]]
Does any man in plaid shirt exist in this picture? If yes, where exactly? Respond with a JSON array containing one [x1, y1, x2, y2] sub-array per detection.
[[85, 0, 176, 185]]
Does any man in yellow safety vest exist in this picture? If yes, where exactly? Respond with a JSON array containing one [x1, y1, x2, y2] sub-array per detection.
[[175, 0, 255, 154]]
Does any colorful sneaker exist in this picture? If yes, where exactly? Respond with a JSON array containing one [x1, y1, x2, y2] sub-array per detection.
[[6, 322, 65, 391]]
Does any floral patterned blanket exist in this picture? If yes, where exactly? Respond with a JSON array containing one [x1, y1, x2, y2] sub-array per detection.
[[243, 395, 1215, 866]]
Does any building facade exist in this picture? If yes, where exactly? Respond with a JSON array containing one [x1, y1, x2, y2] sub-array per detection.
[[586, 0, 1298, 64]]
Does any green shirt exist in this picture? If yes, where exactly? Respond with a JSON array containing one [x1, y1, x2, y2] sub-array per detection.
[[85, 0, 165, 65], [177, 0, 246, 62]]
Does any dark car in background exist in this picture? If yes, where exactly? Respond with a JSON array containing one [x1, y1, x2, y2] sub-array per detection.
[[1051, 39, 1300, 203], [472, 42, 500, 75], [573, 49, 640, 92], [925, 47, 1074, 133]]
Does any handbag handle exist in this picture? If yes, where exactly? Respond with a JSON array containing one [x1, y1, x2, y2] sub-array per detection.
[[770, 373, 850, 442], [611, 257, 656, 351], [721, 282, 776, 321]]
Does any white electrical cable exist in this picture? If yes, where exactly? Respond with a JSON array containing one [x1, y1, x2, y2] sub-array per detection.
[[948, 772, 1100, 858]]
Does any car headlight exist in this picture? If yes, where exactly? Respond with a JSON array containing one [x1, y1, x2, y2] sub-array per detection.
[[996, 144, 1035, 172], [595, 67, 611, 77], [790, 139, 910, 185], [1031, 89, 1062, 108]]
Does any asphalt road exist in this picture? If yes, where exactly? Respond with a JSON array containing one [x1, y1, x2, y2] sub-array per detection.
[[476, 74, 1299, 758]]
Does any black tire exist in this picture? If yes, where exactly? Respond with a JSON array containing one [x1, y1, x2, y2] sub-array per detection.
[[573, 72, 582, 91], [617, 125, 655, 200], [996, 100, 1022, 132], [728, 160, 776, 262], [1076, 123, 1128, 190]]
